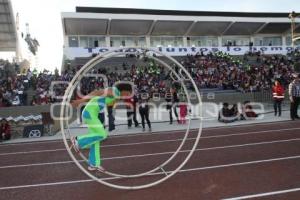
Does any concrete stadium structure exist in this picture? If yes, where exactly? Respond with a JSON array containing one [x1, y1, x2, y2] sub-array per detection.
[[62, 7, 300, 61], [0, 0, 17, 52]]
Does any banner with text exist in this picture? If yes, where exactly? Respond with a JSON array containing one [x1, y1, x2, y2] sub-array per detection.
[[64, 46, 300, 60]]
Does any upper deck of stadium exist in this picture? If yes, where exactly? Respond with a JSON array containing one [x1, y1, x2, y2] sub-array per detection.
[[61, 7, 300, 59], [0, 0, 17, 52]]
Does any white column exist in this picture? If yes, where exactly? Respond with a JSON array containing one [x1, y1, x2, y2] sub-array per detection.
[[217, 36, 222, 47], [183, 37, 188, 47], [64, 36, 69, 47], [282, 35, 286, 46], [146, 36, 151, 47], [105, 36, 110, 47]]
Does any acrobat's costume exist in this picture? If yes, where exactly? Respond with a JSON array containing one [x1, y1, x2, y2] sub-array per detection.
[[77, 88, 120, 167]]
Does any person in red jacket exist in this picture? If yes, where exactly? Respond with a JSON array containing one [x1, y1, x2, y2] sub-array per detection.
[[272, 79, 285, 117], [0, 119, 11, 141], [179, 102, 188, 124], [124, 94, 139, 128]]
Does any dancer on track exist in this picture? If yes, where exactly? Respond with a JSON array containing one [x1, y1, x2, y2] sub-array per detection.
[[70, 85, 131, 172]]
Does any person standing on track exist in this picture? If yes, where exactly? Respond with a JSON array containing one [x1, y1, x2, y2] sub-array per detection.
[[139, 90, 152, 132], [171, 87, 179, 124], [70, 85, 131, 172], [272, 79, 285, 117], [107, 101, 116, 132], [289, 74, 300, 120], [165, 90, 173, 124], [179, 101, 188, 124], [125, 93, 139, 128]]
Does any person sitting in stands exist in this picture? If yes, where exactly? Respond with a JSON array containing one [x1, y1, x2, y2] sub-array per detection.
[[0, 119, 11, 141], [0, 96, 5, 107], [31, 96, 38, 106]]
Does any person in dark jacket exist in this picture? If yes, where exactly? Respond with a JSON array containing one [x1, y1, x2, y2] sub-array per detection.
[[171, 88, 179, 123], [125, 94, 139, 128], [165, 91, 173, 124], [218, 103, 231, 123], [289, 73, 300, 120], [139, 91, 151, 132]]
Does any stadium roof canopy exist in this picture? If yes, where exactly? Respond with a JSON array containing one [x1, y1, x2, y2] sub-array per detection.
[[62, 7, 299, 36], [0, 0, 16, 52]]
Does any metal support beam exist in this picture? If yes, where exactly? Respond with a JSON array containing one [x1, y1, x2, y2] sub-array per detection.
[[221, 22, 235, 35], [106, 19, 111, 35], [147, 20, 156, 35], [184, 21, 197, 36], [293, 36, 300, 42], [160, 167, 168, 176], [254, 23, 268, 34]]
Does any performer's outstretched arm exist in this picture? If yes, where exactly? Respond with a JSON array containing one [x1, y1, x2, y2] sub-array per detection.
[[71, 88, 115, 108]]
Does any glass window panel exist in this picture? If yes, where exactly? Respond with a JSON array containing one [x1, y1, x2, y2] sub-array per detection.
[[79, 37, 88, 48], [68, 36, 79, 47], [97, 37, 106, 47], [190, 36, 218, 47]]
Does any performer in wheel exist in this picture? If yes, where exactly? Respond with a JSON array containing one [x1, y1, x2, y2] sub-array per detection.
[[70, 84, 131, 172]]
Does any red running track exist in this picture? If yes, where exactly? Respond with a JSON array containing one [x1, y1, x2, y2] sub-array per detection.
[[0, 121, 300, 200]]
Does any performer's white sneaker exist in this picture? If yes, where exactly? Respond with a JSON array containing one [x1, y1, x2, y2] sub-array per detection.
[[71, 137, 79, 153], [88, 165, 106, 173]]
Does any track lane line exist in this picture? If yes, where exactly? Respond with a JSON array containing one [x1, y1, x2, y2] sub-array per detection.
[[1, 127, 299, 156], [0, 120, 296, 147], [1, 138, 300, 169], [223, 187, 300, 200], [1, 154, 300, 191]]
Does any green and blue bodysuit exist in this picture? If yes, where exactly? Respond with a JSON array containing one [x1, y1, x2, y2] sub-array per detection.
[[77, 88, 119, 167]]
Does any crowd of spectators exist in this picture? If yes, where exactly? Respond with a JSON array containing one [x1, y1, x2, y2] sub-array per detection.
[[181, 51, 296, 92], [78, 61, 168, 97], [0, 59, 28, 107], [0, 50, 299, 107]]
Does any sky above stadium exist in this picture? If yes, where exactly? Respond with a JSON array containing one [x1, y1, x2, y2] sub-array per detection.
[[7, 0, 300, 72]]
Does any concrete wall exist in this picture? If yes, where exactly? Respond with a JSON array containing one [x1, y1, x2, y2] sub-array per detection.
[[0, 105, 51, 118]]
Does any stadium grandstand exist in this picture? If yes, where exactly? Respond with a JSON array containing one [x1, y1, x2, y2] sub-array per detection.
[[60, 7, 300, 108], [61, 8, 300, 101]]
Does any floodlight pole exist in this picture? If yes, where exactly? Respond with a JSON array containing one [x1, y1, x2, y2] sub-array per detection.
[[289, 11, 299, 47]]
